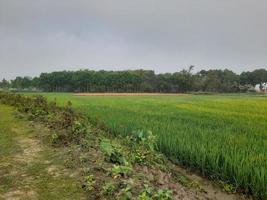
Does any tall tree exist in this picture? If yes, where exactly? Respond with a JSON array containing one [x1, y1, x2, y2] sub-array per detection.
[[0, 79, 10, 89]]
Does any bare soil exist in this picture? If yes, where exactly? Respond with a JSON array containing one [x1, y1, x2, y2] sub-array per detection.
[[74, 92, 186, 96]]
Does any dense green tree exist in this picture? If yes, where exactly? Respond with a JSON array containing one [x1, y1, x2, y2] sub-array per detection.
[[240, 69, 267, 91], [5, 67, 266, 93], [0, 79, 10, 89], [11, 76, 32, 90]]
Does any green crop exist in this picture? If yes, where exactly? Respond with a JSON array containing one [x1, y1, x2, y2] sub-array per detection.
[[25, 93, 267, 198]]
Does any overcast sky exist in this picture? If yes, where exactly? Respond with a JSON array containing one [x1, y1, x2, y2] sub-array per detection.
[[0, 0, 266, 80]]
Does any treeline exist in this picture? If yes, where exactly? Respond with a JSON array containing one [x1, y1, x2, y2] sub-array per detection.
[[1, 67, 267, 93]]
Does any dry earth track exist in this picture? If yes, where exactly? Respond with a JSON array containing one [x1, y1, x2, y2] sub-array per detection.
[[74, 93, 187, 96]]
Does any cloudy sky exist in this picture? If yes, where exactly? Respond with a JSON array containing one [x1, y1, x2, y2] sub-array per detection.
[[0, 0, 266, 80]]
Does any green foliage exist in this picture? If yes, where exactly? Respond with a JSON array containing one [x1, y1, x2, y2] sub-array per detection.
[[133, 148, 147, 164], [6, 68, 267, 93], [137, 185, 153, 200], [126, 130, 164, 167], [102, 181, 116, 196], [0, 92, 85, 145], [71, 121, 87, 143], [73, 121, 87, 135], [117, 183, 133, 200], [100, 139, 127, 165], [137, 185, 173, 200], [51, 133, 59, 144], [110, 165, 132, 178], [131, 130, 157, 151], [222, 182, 235, 194], [137, 193, 152, 200], [154, 189, 173, 200], [0, 79, 10, 89], [84, 174, 96, 191]]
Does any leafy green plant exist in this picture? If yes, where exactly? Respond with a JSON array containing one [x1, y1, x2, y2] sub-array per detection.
[[73, 121, 87, 136], [51, 133, 59, 144], [110, 165, 132, 178], [100, 139, 127, 165], [133, 148, 147, 164], [126, 130, 163, 166], [102, 181, 116, 196], [84, 174, 96, 191], [137, 184, 153, 200], [223, 183, 235, 193], [138, 185, 174, 200], [131, 130, 157, 151], [117, 183, 132, 200], [154, 189, 173, 200], [138, 193, 152, 200]]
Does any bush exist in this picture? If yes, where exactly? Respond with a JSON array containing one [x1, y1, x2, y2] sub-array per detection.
[[0, 92, 86, 145]]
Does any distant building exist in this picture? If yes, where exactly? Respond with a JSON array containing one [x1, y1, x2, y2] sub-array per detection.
[[255, 83, 267, 92]]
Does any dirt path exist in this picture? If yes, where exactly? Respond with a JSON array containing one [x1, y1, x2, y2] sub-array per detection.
[[74, 92, 186, 96], [0, 105, 85, 200]]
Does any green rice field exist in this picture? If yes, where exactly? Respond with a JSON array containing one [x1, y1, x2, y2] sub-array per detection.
[[29, 93, 267, 198]]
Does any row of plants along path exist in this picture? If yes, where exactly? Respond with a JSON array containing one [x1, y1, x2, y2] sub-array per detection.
[[0, 91, 250, 200]]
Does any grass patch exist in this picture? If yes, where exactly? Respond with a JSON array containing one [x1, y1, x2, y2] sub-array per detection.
[[0, 104, 85, 199]]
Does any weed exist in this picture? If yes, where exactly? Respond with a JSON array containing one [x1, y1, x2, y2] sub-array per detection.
[[51, 133, 59, 144], [137, 185, 174, 200], [154, 189, 174, 200], [83, 174, 96, 192], [137, 184, 153, 200], [223, 183, 235, 194], [100, 139, 127, 165], [117, 183, 133, 200], [110, 165, 132, 178], [102, 181, 117, 196]]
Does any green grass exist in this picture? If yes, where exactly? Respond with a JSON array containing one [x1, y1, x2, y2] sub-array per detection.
[[0, 104, 85, 199], [26, 93, 267, 198], [0, 106, 20, 158]]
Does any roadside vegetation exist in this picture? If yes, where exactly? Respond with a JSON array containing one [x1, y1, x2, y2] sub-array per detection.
[[35, 92, 267, 199]]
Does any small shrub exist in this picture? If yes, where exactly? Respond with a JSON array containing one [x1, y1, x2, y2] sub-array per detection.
[[73, 121, 87, 136], [51, 133, 59, 144], [110, 165, 132, 178], [137, 184, 153, 200], [84, 174, 96, 192], [117, 183, 132, 200], [223, 183, 235, 193], [131, 130, 157, 151], [102, 181, 117, 196], [133, 148, 148, 164], [100, 139, 127, 165], [138, 185, 174, 200], [154, 189, 173, 200]]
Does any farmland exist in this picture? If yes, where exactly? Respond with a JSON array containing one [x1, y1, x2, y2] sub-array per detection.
[[30, 93, 267, 198]]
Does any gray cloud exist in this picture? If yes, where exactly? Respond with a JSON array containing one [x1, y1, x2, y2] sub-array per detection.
[[0, 0, 266, 80]]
